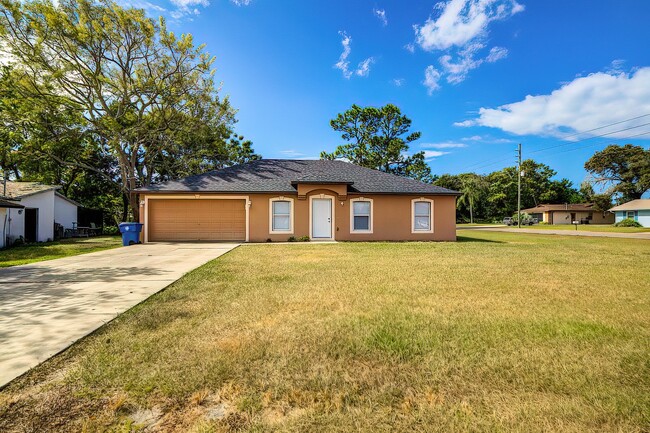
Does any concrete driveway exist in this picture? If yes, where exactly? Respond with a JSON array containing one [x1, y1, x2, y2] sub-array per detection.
[[0, 242, 239, 387]]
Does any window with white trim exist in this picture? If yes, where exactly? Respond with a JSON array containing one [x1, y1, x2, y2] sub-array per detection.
[[270, 198, 293, 233], [412, 199, 432, 232], [351, 199, 372, 233], [627, 211, 635, 219]]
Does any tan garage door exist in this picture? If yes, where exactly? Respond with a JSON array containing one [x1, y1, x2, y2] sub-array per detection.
[[148, 199, 246, 241]]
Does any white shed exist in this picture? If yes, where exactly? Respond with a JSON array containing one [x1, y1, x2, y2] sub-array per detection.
[[3, 181, 79, 244]]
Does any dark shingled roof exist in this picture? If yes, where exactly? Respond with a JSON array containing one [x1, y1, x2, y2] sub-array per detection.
[[136, 159, 460, 195]]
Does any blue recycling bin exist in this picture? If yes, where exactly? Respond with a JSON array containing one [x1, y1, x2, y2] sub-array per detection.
[[118, 222, 143, 246]]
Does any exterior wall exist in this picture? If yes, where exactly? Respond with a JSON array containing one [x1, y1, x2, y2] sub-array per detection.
[[248, 191, 456, 242], [142, 189, 457, 242], [638, 210, 650, 227], [550, 210, 614, 225], [617, 209, 650, 227], [0, 208, 6, 248], [54, 195, 78, 229], [8, 190, 56, 242]]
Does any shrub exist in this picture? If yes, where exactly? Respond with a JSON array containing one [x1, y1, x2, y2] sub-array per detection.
[[103, 225, 120, 235], [298, 235, 311, 242], [615, 218, 642, 228], [287, 236, 297, 242]]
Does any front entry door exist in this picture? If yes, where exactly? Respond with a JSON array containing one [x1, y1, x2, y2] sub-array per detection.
[[312, 198, 332, 239]]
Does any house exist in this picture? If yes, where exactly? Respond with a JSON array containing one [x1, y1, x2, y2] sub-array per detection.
[[609, 199, 650, 227], [0, 198, 24, 248], [521, 203, 615, 225], [2, 181, 81, 244], [135, 159, 460, 242]]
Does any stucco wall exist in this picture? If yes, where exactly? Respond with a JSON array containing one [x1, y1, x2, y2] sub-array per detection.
[[54, 195, 78, 229], [142, 189, 458, 242], [550, 210, 614, 225], [248, 191, 457, 242]]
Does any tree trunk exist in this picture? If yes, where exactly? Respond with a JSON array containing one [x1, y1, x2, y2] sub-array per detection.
[[469, 199, 474, 224]]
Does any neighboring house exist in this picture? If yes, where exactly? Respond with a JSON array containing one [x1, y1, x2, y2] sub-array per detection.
[[609, 199, 650, 227], [521, 203, 615, 225], [0, 198, 24, 249], [3, 181, 80, 243], [135, 159, 460, 242]]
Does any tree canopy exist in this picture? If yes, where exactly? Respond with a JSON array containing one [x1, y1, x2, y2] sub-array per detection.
[[321, 104, 434, 182], [0, 0, 258, 222], [584, 144, 650, 202]]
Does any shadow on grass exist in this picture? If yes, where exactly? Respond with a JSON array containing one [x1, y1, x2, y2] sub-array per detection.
[[456, 235, 504, 243]]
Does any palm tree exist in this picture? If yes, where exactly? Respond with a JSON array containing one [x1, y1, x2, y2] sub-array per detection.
[[457, 174, 488, 224]]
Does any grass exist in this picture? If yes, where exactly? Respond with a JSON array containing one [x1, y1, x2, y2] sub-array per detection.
[[0, 236, 122, 267], [510, 224, 650, 233], [1, 232, 649, 432]]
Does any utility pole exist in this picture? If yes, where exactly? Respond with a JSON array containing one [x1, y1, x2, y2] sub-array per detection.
[[517, 143, 522, 229]]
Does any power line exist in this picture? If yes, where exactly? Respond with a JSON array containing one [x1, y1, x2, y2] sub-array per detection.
[[458, 114, 650, 173]]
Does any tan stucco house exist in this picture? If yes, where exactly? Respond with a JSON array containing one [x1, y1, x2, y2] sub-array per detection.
[[135, 159, 460, 242], [521, 203, 614, 225]]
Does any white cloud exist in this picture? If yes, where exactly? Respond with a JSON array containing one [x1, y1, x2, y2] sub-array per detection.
[[334, 31, 353, 79], [413, 0, 521, 89], [373, 8, 388, 26], [231, 0, 252, 5], [423, 150, 451, 159], [485, 46, 508, 62], [334, 31, 374, 79], [458, 67, 650, 139], [393, 78, 405, 86], [421, 142, 468, 149], [423, 65, 442, 94], [415, 0, 524, 51], [355, 57, 375, 77], [404, 43, 416, 53]]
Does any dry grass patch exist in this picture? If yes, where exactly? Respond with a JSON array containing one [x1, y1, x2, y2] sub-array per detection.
[[0, 231, 649, 432]]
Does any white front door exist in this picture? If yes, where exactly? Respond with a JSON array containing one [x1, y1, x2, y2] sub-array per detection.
[[312, 198, 332, 239]]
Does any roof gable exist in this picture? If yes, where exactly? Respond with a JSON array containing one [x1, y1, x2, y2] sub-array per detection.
[[136, 159, 459, 196], [609, 199, 650, 211]]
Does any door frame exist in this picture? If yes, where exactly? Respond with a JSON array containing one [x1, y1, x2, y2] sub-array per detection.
[[143, 195, 250, 243], [309, 194, 335, 240], [24, 208, 39, 243]]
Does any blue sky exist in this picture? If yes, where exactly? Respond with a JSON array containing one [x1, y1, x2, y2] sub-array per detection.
[[132, 0, 650, 188]]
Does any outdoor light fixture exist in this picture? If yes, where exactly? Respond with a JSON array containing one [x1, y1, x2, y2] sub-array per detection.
[[17, 209, 23, 215]]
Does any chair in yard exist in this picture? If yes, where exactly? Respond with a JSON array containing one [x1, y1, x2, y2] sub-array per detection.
[[89, 222, 101, 236]]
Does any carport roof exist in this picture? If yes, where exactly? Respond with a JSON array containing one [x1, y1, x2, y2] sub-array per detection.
[[136, 159, 460, 195]]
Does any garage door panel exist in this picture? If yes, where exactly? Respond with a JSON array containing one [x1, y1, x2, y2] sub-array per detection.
[[148, 199, 246, 241]]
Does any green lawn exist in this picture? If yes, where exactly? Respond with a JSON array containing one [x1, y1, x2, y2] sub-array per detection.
[[511, 224, 650, 233], [1, 232, 649, 432], [0, 236, 122, 267]]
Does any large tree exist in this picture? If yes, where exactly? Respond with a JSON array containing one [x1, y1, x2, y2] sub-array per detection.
[[584, 144, 650, 202], [321, 104, 434, 182], [0, 0, 258, 221]]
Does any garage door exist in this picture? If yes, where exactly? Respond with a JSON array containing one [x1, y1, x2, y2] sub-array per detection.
[[148, 199, 246, 241]]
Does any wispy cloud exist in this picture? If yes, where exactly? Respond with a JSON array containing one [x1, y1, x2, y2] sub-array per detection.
[[373, 8, 388, 26], [231, 0, 252, 5], [414, 0, 523, 91], [423, 65, 442, 94], [456, 66, 650, 139], [421, 142, 468, 149], [393, 78, 405, 87], [415, 0, 523, 51], [334, 31, 374, 79], [404, 43, 416, 53], [423, 150, 451, 159]]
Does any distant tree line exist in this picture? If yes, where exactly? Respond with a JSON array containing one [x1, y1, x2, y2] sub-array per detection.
[[324, 104, 650, 223], [0, 0, 259, 225]]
